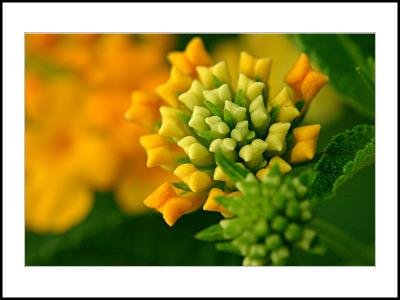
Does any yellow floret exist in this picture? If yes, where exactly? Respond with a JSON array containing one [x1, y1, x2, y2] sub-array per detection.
[[239, 51, 272, 85], [256, 156, 292, 181], [143, 182, 178, 209], [173, 163, 211, 192], [158, 106, 190, 140], [124, 91, 161, 129], [290, 124, 321, 163], [144, 182, 206, 226], [177, 136, 214, 167], [265, 122, 291, 154], [167, 37, 212, 77], [285, 53, 329, 102], [197, 61, 230, 89], [156, 67, 193, 107], [203, 188, 241, 218], [140, 134, 176, 168]]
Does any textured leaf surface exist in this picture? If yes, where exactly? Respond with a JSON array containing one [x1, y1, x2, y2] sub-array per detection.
[[292, 34, 375, 120], [311, 124, 375, 200]]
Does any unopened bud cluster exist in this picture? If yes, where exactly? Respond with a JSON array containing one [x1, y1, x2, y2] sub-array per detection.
[[217, 168, 324, 266], [126, 38, 328, 226]]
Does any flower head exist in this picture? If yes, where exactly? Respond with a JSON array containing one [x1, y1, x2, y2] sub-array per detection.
[[126, 38, 329, 226]]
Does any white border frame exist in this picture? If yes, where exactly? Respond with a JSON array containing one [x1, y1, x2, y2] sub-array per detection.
[[3, 2, 398, 297]]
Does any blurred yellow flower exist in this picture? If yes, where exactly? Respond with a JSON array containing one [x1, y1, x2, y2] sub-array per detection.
[[25, 34, 175, 234]]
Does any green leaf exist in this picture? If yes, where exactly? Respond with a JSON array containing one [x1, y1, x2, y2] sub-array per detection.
[[215, 195, 249, 216], [216, 242, 241, 255], [223, 109, 235, 128], [215, 150, 250, 182], [234, 89, 248, 108], [172, 182, 191, 192], [203, 100, 224, 120], [291, 34, 375, 120], [310, 124, 375, 200], [175, 156, 192, 165], [195, 224, 225, 242], [269, 106, 280, 123], [196, 130, 218, 143], [212, 74, 223, 88], [177, 112, 191, 124]]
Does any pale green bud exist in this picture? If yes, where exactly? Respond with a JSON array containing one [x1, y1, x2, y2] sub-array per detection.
[[203, 83, 232, 110], [237, 73, 265, 103], [205, 115, 230, 138], [178, 80, 204, 111], [177, 136, 213, 166], [231, 120, 251, 143], [239, 139, 268, 168], [265, 122, 291, 154], [224, 101, 247, 123], [188, 106, 211, 132], [209, 138, 237, 161]]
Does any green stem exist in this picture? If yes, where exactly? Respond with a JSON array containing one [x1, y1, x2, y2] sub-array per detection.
[[311, 218, 374, 265]]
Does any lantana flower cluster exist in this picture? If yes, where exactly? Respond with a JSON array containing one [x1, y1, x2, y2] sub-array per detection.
[[126, 37, 329, 226]]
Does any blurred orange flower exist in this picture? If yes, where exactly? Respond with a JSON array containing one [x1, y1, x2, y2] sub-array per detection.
[[25, 34, 175, 234]]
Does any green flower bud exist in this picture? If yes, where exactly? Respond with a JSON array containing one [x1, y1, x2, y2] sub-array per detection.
[[220, 218, 248, 239], [263, 202, 277, 220], [298, 200, 314, 221], [272, 194, 287, 211], [240, 230, 258, 244], [262, 174, 282, 188], [253, 219, 269, 237], [188, 106, 211, 132], [285, 200, 300, 219], [243, 256, 265, 266], [291, 177, 308, 198], [279, 184, 296, 202], [248, 244, 267, 259], [271, 215, 289, 232], [270, 246, 290, 266], [284, 223, 302, 242], [265, 234, 283, 251], [296, 227, 317, 251]]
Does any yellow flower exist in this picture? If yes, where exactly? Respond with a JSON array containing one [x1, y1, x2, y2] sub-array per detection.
[[25, 34, 175, 233], [126, 37, 329, 226], [285, 53, 329, 102]]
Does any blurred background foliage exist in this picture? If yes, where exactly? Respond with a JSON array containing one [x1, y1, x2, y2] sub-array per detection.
[[25, 33, 374, 266]]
